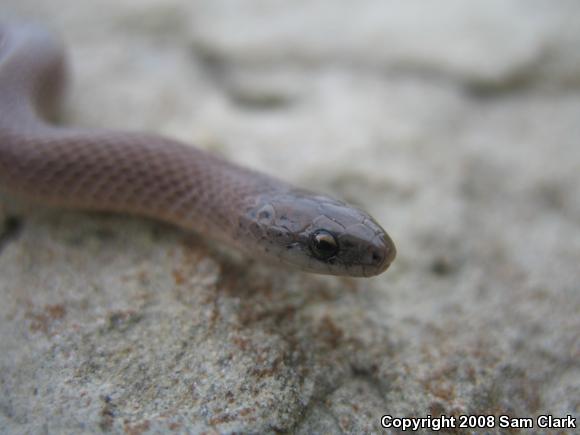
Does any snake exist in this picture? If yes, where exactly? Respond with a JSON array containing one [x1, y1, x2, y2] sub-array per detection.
[[0, 23, 396, 277]]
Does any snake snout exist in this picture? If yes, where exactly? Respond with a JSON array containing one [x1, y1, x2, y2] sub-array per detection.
[[368, 232, 397, 273]]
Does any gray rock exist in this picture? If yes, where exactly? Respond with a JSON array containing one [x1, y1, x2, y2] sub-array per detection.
[[1, 1, 579, 433]]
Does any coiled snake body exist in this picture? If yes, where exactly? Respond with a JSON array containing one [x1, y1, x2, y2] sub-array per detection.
[[0, 23, 395, 277]]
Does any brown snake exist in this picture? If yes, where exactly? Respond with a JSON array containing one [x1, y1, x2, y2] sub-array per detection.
[[0, 23, 396, 277]]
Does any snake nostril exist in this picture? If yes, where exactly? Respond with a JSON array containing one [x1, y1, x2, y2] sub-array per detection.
[[371, 250, 383, 265]]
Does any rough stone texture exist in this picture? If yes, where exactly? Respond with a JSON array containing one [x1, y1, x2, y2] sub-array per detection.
[[1, 1, 579, 434]]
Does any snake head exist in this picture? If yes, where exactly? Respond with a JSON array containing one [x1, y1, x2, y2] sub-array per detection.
[[240, 191, 396, 277]]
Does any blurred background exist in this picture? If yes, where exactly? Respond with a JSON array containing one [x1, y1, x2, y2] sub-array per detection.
[[1, 1, 579, 433]]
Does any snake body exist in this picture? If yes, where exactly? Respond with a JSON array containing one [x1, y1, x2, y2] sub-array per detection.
[[0, 23, 395, 277]]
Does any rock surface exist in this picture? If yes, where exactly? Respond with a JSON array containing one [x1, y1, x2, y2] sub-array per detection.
[[1, 1, 579, 433]]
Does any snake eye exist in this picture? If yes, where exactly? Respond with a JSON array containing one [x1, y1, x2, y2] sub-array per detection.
[[309, 230, 339, 260]]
